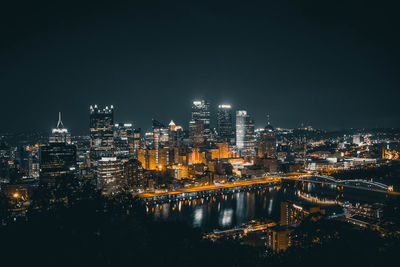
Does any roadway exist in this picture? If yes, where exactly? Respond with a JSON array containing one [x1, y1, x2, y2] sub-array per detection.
[[135, 173, 399, 199], [136, 176, 285, 198]]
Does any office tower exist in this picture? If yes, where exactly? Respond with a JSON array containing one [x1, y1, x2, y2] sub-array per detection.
[[147, 150, 157, 170], [27, 145, 40, 179], [188, 147, 206, 165], [172, 146, 189, 166], [236, 110, 255, 156], [97, 157, 122, 195], [236, 110, 246, 150], [151, 119, 169, 168], [217, 104, 234, 144], [114, 123, 134, 159], [168, 120, 184, 148], [137, 149, 147, 169], [189, 120, 205, 147], [144, 132, 154, 148], [133, 128, 141, 157], [123, 159, 144, 191], [50, 112, 71, 144], [257, 116, 277, 159], [89, 105, 114, 160], [40, 114, 76, 183], [217, 142, 229, 159], [190, 100, 211, 143], [14, 146, 30, 177], [158, 148, 169, 169], [40, 143, 77, 183], [152, 119, 169, 148]]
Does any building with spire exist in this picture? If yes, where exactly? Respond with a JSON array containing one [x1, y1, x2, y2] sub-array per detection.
[[50, 112, 71, 144], [257, 115, 277, 159], [40, 112, 76, 183]]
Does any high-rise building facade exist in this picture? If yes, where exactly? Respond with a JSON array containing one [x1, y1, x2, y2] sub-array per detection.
[[217, 104, 234, 144], [40, 143, 77, 183], [50, 112, 71, 144], [257, 117, 277, 159], [189, 120, 205, 147], [190, 100, 211, 144], [236, 110, 255, 156], [152, 119, 169, 149], [133, 128, 141, 155], [114, 123, 134, 159], [41, 113, 76, 183], [97, 157, 123, 195], [123, 159, 144, 191], [89, 105, 114, 160], [168, 120, 184, 148]]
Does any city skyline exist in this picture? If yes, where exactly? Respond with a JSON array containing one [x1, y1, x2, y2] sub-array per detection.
[[1, 1, 400, 264], [2, 99, 399, 136]]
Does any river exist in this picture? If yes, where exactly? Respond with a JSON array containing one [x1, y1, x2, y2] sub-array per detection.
[[148, 181, 392, 232]]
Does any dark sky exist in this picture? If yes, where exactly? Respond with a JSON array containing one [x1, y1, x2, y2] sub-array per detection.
[[1, 0, 399, 134]]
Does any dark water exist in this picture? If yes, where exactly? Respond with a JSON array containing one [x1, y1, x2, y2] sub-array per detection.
[[148, 181, 391, 232]]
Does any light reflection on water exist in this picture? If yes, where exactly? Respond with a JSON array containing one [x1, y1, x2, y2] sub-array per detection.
[[267, 198, 273, 215], [149, 183, 389, 232], [150, 187, 283, 231], [193, 207, 203, 227], [219, 209, 233, 227]]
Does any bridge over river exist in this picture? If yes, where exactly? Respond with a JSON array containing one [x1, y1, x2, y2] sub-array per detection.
[[136, 174, 397, 203]]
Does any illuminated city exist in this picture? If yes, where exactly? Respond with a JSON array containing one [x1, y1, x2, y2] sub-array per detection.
[[1, 1, 400, 267]]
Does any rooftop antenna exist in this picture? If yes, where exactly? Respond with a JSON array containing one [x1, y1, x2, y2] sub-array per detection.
[[267, 114, 270, 125], [56, 112, 64, 128]]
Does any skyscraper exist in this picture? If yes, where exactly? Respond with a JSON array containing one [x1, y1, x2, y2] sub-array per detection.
[[40, 143, 77, 183], [257, 116, 277, 159], [97, 157, 123, 195], [41, 112, 76, 183], [50, 112, 71, 144], [189, 120, 205, 147], [152, 119, 169, 149], [217, 104, 234, 144], [89, 105, 114, 160], [168, 120, 184, 148], [113, 123, 134, 160], [133, 128, 141, 155], [236, 110, 255, 156], [190, 100, 211, 144]]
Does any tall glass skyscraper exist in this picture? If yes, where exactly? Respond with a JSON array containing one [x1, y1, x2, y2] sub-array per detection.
[[41, 112, 76, 183], [236, 110, 255, 156], [257, 117, 277, 159], [190, 100, 211, 145], [113, 123, 134, 159], [89, 105, 114, 160], [217, 104, 234, 144]]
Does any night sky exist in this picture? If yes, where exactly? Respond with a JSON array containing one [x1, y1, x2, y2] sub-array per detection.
[[1, 0, 399, 134]]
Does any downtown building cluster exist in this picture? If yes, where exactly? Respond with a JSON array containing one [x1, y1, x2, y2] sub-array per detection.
[[35, 100, 279, 195], [0, 100, 398, 199]]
